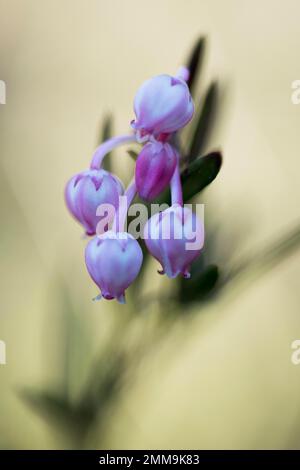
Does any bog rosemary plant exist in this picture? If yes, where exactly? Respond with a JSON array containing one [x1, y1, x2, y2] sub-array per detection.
[[19, 37, 300, 450]]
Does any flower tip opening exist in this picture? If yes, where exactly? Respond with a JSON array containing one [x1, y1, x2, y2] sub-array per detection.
[[182, 269, 191, 279], [92, 293, 102, 302], [81, 232, 89, 240], [117, 293, 126, 304]]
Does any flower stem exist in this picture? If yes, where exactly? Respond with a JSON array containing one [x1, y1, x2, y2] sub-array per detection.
[[170, 154, 183, 206], [113, 179, 136, 232], [90, 134, 137, 170]]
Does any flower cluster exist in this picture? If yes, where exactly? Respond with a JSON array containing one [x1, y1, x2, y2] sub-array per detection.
[[65, 67, 204, 303]]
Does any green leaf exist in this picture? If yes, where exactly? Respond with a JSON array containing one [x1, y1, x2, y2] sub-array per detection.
[[127, 149, 138, 162], [178, 264, 219, 304], [98, 115, 113, 172], [19, 389, 94, 432], [182, 151, 222, 201], [186, 37, 206, 95], [222, 222, 300, 287], [188, 82, 218, 161], [100, 114, 113, 144]]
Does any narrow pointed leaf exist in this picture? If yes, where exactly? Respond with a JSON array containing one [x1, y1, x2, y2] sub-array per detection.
[[182, 151, 222, 201], [127, 149, 138, 162], [98, 115, 113, 171], [222, 222, 300, 287], [178, 264, 219, 304], [188, 82, 218, 161], [100, 115, 113, 143], [19, 389, 94, 431], [186, 37, 206, 95]]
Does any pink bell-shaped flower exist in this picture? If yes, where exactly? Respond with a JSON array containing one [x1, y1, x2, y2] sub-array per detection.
[[135, 141, 177, 201], [144, 204, 204, 278], [132, 74, 194, 138], [85, 231, 143, 303], [65, 169, 123, 236]]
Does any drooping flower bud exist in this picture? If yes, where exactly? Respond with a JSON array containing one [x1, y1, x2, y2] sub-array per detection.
[[144, 204, 204, 278], [85, 231, 143, 303], [132, 74, 194, 137], [65, 169, 123, 236], [135, 141, 177, 201]]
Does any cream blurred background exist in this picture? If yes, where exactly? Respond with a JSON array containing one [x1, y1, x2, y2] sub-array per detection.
[[0, 0, 300, 449]]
